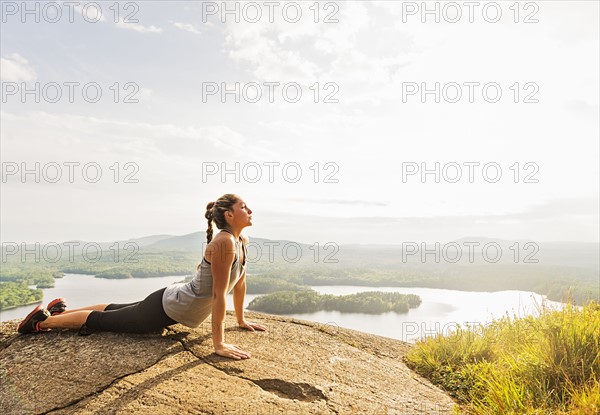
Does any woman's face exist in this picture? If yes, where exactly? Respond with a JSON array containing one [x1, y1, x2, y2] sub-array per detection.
[[227, 199, 253, 228]]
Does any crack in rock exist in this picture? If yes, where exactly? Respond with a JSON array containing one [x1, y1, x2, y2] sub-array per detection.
[[251, 378, 327, 402]]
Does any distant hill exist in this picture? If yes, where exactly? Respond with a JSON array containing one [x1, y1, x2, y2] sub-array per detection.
[[121, 234, 174, 247], [144, 232, 206, 251], [2, 234, 598, 272], [144, 232, 292, 252]]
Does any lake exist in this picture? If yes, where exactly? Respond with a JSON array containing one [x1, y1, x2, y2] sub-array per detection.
[[0, 274, 565, 342], [283, 285, 565, 342]]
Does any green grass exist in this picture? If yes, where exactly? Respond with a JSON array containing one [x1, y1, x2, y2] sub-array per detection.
[[405, 301, 600, 415]]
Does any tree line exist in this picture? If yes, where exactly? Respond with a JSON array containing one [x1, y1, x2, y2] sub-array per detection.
[[247, 289, 422, 314]]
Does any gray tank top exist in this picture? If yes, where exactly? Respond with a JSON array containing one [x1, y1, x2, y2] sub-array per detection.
[[162, 230, 247, 328]]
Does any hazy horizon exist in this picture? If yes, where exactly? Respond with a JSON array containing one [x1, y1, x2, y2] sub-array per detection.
[[2, 227, 598, 247]]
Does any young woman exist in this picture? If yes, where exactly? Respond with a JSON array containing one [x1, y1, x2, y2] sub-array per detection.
[[17, 194, 267, 360]]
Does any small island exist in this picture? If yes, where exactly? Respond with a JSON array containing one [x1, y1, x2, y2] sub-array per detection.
[[247, 289, 422, 314]]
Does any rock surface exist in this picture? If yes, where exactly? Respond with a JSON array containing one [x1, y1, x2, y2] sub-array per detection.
[[0, 311, 456, 414]]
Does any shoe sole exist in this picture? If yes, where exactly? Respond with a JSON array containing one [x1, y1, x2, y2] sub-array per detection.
[[47, 298, 66, 315], [47, 298, 66, 309], [18, 304, 44, 333]]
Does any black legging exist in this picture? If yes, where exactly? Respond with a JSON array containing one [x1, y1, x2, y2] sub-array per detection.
[[85, 287, 177, 334]]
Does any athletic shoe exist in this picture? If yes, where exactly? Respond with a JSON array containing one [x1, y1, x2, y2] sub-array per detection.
[[17, 304, 51, 334], [47, 298, 67, 316]]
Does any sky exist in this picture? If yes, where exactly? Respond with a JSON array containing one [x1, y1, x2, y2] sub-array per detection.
[[1, 1, 599, 246]]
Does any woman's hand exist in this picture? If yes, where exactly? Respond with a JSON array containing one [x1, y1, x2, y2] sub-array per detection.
[[214, 342, 251, 360], [238, 320, 268, 332]]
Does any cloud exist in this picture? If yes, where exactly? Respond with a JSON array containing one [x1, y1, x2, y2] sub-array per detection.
[[290, 198, 389, 207], [0, 111, 272, 205], [0, 53, 37, 82], [257, 197, 600, 244], [71, 2, 106, 22], [115, 21, 163, 33], [220, 3, 326, 82], [565, 99, 598, 115], [226, 34, 321, 82], [500, 197, 600, 221], [0, 111, 249, 161], [171, 21, 201, 35], [220, 1, 412, 101]]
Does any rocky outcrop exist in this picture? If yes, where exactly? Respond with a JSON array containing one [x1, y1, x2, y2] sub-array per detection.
[[0, 311, 456, 414]]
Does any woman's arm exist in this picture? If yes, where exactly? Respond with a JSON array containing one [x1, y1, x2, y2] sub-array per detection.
[[210, 237, 249, 359], [233, 269, 247, 324], [233, 269, 268, 332], [233, 234, 250, 324]]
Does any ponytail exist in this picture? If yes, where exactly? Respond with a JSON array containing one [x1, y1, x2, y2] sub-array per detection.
[[205, 201, 216, 243]]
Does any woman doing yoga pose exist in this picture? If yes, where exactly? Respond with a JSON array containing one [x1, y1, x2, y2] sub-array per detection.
[[17, 194, 266, 360]]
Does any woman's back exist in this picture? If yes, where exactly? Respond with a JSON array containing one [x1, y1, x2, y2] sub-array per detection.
[[162, 230, 247, 328]]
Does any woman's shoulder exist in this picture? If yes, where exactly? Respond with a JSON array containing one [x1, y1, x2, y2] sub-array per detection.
[[211, 232, 236, 245], [205, 234, 236, 259], [208, 232, 248, 249]]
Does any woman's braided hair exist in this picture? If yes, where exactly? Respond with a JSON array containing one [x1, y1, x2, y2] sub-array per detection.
[[205, 193, 239, 244]]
